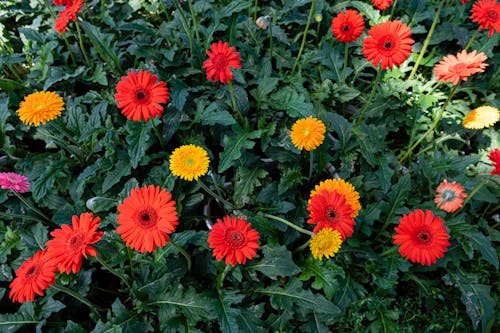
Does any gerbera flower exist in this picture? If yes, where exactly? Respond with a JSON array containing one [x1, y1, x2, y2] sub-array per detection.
[[169, 144, 210, 181], [290, 116, 326, 151], [434, 180, 468, 213], [488, 148, 500, 177], [471, 0, 500, 38], [331, 10, 365, 43], [307, 189, 355, 240], [0, 172, 30, 193], [9, 249, 57, 303], [53, 0, 68, 5], [393, 209, 451, 266], [310, 228, 343, 260], [362, 20, 414, 70], [54, 0, 84, 34], [114, 69, 170, 122], [116, 185, 178, 253], [203, 41, 242, 84], [434, 50, 488, 85], [461, 0, 471, 3], [16, 91, 64, 126], [45, 212, 104, 274], [463, 105, 500, 129], [372, 0, 395, 10], [207, 215, 260, 266], [309, 178, 361, 218]]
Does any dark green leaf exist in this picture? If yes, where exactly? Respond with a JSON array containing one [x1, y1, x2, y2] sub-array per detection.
[[126, 121, 152, 169], [21, 223, 48, 252], [218, 127, 262, 173], [248, 245, 301, 279], [233, 166, 268, 207]]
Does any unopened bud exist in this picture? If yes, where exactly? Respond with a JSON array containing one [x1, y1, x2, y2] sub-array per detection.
[[314, 13, 322, 22]]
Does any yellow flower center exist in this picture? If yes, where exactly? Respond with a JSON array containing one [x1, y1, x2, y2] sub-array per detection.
[[302, 128, 310, 136], [35, 103, 44, 110], [185, 157, 195, 167]]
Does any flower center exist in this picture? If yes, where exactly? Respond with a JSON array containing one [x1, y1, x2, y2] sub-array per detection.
[[134, 89, 150, 104], [317, 237, 333, 251], [302, 128, 310, 136], [68, 233, 85, 252], [212, 54, 229, 71], [384, 40, 392, 49], [224, 228, 246, 249], [487, 9, 498, 21], [24, 264, 39, 280], [6, 176, 19, 183], [136, 207, 158, 229], [416, 231, 432, 244], [450, 62, 467, 74], [184, 157, 195, 167], [324, 207, 336, 223], [35, 103, 44, 110], [441, 189, 457, 202], [342, 24, 350, 32]]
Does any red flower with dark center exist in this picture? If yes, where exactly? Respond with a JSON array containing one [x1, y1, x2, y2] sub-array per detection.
[[115, 69, 170, 121], [331, 9, 365, 43], [362, 20, 414, 70], [53, 0, 84, 34], [372, 0, 395, 10], [208, 215, 260, 266], [203, 41, 242, 84], [9, 249, 57, 303], [488, 148, 500, 178], [116, 185, 178, 253], [46, 212, 104, 274], [393, 209, 450, 266], [307, 189, 355, 240], [471, 0, 500, 37]]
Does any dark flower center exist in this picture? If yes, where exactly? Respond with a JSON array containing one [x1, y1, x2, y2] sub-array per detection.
[[224, 228, 246, 249], [137, 207, 158, 229], [342, 24, 351, 32], [487, 10, 498, 20], [417, 231, 432, 244], [384, 41, 392, 49], [68, 233, 85, 251], [134, 89, 150, 104], [26, 266, 37, 277], [212, 54, 229, 71], [324, 207, 336, 223]]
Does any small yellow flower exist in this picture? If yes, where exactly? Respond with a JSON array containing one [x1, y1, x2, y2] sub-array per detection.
[[310, 178, 361, 218], [290, 116, 326, 151], [169, 144, 210, 181], [16, 91, 64, 126], [310, 228, 343, 260], [463, 106, 500, 129]]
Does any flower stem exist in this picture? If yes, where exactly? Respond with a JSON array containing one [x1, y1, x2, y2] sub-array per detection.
[[187, 0, 200, 43], [253, 0, 258, 21], [452, 179, 489, 217], [408, 0, 444, 80], [198, 178, 234, 209], [149, 118, 164, 146], [294, 239, 311, 254], [355, 66, 382, 124], [126, 247, 135, 278], [269, 17, 273, 61], [169, 241, 192, 271], [42, 0, 76, 66], [389, 0, 398, 19], [174, 0, 194, 56], [291, 0, 315, 74], [228, 80, 244, 123], [262, 213, 315, 236], [95, 254, 131, 289], [380, 246, 398, 257], [308, 150, 314, 179], [75, 21, 91, 67], [343, 42, 348, 82], [52, 284, 106, 312], [216, 264, 232, 291], [11, 192, 52, 223], [464, 29, 479, 51]]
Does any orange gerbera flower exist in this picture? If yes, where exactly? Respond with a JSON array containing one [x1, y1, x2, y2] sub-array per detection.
[[46, 212, 104, 274], [16, 91, 64, 126], [54, 0, 84, 34], [372, 0, 395, 10], [309, 178, 361, 218], [488, 148, 500, 178], [434, 180, 467, 213], [203, 41, 242, 84], [393, 209, 450, 266], [331, 10, 365, 43], [116, 185, 178, 253], [307, 189, 355, 240], [208, 215, 260, 266], [433, 50, 488, 85], [290, 116, 326, 151], [9, 249, 57, 303], [362, 20, 414, 70], [471, 0, 500, 38], [114, 69, 170, 121]]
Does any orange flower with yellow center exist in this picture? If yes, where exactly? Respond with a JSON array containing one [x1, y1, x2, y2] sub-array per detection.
[[169, 144, 210, 181], [16, 91, 64, 126], [290, 116, 326, 151]]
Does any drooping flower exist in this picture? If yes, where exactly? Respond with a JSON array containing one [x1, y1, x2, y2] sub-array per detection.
[[54, 0, 85, 34], [433, 50, 488, 85], [434, 180, 467, 213], [203, 41, 242, 84], [207, 215, 260, 266], [362, 20, 414, 70], [488, 148, 500, 178], [290, 116, 326, 151], [393, 209, 451, 266], [307, 189, 355, 240], [114, 69, 170, 122], [45, 212, 104, 274], [470, 0, 500, 38], [372, 0, 395, 10], [331, 10, 365, 43], [16, 91, 64, 126], [309, 178, 361, 218], [0, 172, 30, 193], [310, 228, 343, 260], [116, 185, 178, 253], [169, 144, 210, 181], [9, 249, 57, 303], [463, 105, 500, 129]]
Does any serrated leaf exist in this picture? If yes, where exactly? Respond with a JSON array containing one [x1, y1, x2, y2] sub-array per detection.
[[299, 257, 344, 299], [39, 296, 65, 319], [0, 302, 38, 333], [102, 159, 132, 193], [126, 121, 151, 169], [325, 113, 352, 152], [319, 43, 343, 83], [270, 86, 313, 118], [219, 0, 250, 18], [200, 102, 236, 126], [254, 77, 279, 100], [233, 166, 268, 207], [215, 290, 245, 333], [461, 231, 499, 269], [218, 127, 262, 173], [31, 166, 61, 202], [248, 245, 301, 279], [21, 223, 48, 251]]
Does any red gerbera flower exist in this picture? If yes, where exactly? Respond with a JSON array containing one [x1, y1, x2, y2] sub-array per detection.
[[53, 0, 68, 5], [116, 185, 178, 253], [114, 69, 170, 122], [203, 41, 242, 84], [372, 0, 395, 10], [208, 215, 260, 266], [362, 20, 414, 70], [331, 10, 365, 43], [434, 180, 467, 213], [471, 0, 500, 38], [393, 209, 450, 266], [434, 50, 488, 85], [54, 0, 84, 34], [45, 212, 104, 274], [307, 189, 355, 240], [488, 148, 500, 178], [9, 249, 57, 303]]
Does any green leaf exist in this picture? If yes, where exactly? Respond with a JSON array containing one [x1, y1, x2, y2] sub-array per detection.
[[460, 230, 499, 269], [0, 302, 38, 333], [215, 290, 245, 333], [218, 127, 262, 173], [31, 166, 61, 202], [248, 245, 301, 279], [38, 296, 65, 319], [21, 223, 48, 252], [102, 159, 132, 193], [233, 166, 268, 207], [126, 121, 152, 169], [270, 86, 313, 118], [319, 43, 343, 83], [200, 102, 236, 126], [86, 197, 118, 213], [0, 226, 20, 263], [299, 257, 345, 299], [325, 112, 352, 153], [219, 0, 250, 18]]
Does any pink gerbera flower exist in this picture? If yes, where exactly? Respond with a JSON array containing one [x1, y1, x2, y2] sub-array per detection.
[[0, 172, 30, 193]]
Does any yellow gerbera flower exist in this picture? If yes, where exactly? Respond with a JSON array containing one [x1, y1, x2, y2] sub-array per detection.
[[463, 106, 499, 129], [290, 116, 326, 151], [310, 178, 361, 218], [310, 228, 343, 260], [169, 144, 210, 181], [16, 91, 64, 126]]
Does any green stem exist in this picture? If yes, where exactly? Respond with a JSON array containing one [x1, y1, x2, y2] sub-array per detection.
[[11, 192, 52, 223], [95, 254, 131, 289], [308, 150, 314, 179], [161, 173, 171, 189], [451, 179, 489, 217], [389, 0, 398, 19], [262, 213, 315, 236], [294, 238, 311, 254], [75, 21, 91, 67], [356, 66, 382, 124], [187, 0, 200, 42], [228, 80, 244, 123], [126, 247, 135, 278], [464, 29, 479, 51], [150, 118, 164, 146], [174, 0, 194, 56], [380, 246, 398, 257], [52, 284, 106, 312], [169, 241, 192, 271], [43, 0, 76, 66], [269, 18, 273, 61], [0, 211, 43, 222], [408, 0, 444, 80], [198, 178, 234, 209], [253, 0, 258, 21], [343, 42, 348, 82], [216, 264, 232, 291], [291, 0, 315, 74]]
